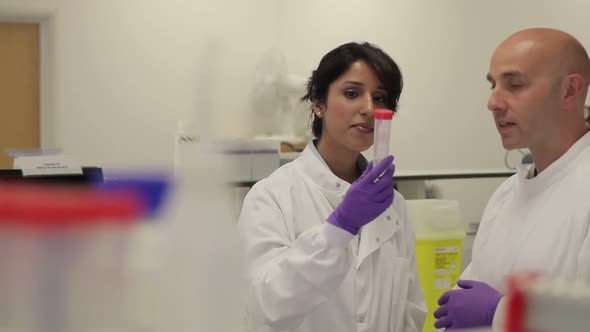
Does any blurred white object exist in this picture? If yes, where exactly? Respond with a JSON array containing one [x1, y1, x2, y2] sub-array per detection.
[[251, 47, 308, 138], [0, 228, 133, 331], [504, 273, 590, 332], [152, 134, 245, 331], [213, 138, 280, 183], [175, 121, 280, 183]]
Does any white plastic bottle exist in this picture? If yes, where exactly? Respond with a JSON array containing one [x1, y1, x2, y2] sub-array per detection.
[[373, 109, 394, 164]]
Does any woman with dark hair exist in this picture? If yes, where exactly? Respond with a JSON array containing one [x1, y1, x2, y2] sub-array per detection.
[[238, 42, 426, 332]]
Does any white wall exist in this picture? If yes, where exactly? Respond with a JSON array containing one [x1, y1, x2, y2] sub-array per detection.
[[1, 0, 280, 169], [277, 0, 590, 172]]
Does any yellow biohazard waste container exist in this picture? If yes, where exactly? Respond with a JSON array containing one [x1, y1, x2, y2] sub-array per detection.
[[406, 199, 465, 332]]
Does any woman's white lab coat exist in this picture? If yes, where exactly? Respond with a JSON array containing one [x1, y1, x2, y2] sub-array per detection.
[[238, 143, 426, 332]]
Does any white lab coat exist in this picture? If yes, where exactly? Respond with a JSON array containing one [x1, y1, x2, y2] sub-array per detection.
[[238, 143, 426, 332], [461, 131, 590, 328], [463, 130, 590, 288]]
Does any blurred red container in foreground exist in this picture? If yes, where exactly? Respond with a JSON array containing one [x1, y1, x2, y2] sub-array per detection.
[[0, 183, 144, 332]]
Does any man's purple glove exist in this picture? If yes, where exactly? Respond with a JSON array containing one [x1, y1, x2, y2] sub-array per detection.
[[434, 280, 503, 330], [327, 155, 394, 235]]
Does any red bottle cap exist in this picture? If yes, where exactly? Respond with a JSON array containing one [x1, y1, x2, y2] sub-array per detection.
[[374, 109, 394, 120]]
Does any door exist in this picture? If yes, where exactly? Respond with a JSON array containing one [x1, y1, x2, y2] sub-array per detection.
[[0, 22, 40, 168]]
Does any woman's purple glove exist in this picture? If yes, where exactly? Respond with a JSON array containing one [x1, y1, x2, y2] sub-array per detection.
[[434, 280, 503, 330], [327, 155, 395, 235]]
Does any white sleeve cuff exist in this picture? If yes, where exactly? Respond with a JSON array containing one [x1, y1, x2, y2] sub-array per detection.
[[320, 222, 354, 248]]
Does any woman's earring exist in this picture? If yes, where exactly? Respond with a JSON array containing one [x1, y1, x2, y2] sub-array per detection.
[[315, 111, 323, 118]]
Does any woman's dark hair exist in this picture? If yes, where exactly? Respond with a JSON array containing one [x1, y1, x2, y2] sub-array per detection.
[[301, 42, 403, 138]]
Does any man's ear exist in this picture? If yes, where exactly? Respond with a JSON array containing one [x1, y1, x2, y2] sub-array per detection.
[[563, 73, 585, 106]]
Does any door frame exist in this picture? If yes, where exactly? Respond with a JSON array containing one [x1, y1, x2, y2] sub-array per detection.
[[0, 8, 56, 149]]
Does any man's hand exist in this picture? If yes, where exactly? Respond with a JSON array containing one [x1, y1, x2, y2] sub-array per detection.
[[434, 280, 502, 330]]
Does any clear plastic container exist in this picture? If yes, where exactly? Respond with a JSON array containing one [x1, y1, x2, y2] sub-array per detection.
[[373, 109, 394, 164], [0, 184, 143, 332]]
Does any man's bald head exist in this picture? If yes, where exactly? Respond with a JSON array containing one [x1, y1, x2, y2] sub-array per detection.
[[487, 28, 590, 157], [496, 28, 590, 90]]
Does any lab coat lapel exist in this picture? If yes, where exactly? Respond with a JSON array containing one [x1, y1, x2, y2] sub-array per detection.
[[297, 144, 351, 197], [298, 143, 401, 267], [356, 208, 400, 270]]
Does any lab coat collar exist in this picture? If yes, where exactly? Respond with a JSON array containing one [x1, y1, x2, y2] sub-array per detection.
[[298, 141, 368, 197], [517, 129, 590, 191]]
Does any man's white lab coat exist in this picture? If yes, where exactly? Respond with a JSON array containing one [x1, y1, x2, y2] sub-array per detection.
[[461, 131, 590, 330]]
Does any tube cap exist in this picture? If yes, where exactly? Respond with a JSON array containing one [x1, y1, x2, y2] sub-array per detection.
[[374, 109, 394, 120]]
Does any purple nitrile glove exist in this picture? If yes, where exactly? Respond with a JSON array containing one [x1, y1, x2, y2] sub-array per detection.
[[327, 155, 395, 235], [434, 280, 503, 330]]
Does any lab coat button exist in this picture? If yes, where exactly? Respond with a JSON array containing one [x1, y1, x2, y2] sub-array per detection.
[[359, 316, 365, 323], [376, 237, 380, 243], [386, 215, 391, 221], [336, 182, 341, 188]]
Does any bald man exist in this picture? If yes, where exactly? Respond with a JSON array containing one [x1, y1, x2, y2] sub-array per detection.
[[434, 28, 590, 330]]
